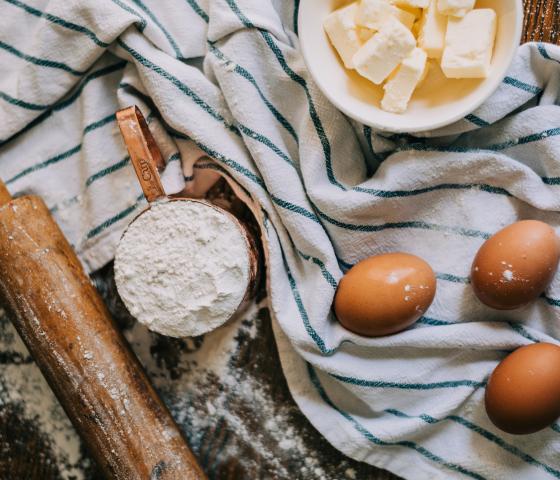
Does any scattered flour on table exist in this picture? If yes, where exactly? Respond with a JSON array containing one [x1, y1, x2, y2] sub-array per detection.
[[0, 309, 88, 479], [114, 200, 250, 338], [124, 299, 358, 479], [345, 468, 357, 479], [0, 296, 364, 479]]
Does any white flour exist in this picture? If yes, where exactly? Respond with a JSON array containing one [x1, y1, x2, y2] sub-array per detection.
[[114, 200, 250, 338]]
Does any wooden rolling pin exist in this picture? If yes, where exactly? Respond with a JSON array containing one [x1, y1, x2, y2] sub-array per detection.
[[0, 182, 206, 479]]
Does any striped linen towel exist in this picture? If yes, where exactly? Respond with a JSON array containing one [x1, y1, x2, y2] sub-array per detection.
[[2, 0, 560, 478]]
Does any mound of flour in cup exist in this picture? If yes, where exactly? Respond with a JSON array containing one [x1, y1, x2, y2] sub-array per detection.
[[115, 200, 250, 337]]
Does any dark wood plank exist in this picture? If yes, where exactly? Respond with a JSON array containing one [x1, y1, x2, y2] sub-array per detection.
[[522, 0, 560, 44]]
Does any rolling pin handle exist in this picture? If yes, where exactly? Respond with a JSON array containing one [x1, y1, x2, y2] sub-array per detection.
[[0, 180, 12, 207], [116, 106, 167, 204]]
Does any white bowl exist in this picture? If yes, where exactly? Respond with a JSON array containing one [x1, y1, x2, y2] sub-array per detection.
[[298, 0, 523, 132]]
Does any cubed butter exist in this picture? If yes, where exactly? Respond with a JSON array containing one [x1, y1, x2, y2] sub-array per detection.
[[391, 0, 429, 10], [382, 48, 428, 113], [418, 0, 447, 58], [323, 3, 362, 69], [353, 19, 416, 84], [399, 4, 423, 19], [411, 19, 421, 37], [437, 0, 475, 17], [357, 26, 376, 43], [355, 0, 416, 31], [441, 9, 497, 78]]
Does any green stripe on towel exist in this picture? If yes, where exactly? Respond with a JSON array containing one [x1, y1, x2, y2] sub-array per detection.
[[0, 39, 86, 76], [308, 364, 486, 480], [4, 0, 110, 48]]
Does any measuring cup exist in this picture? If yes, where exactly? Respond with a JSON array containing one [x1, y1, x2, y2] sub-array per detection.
[[115, 106, 260, 337]]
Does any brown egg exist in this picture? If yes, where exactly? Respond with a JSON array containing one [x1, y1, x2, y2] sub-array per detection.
[[334, 252, 436, 337], [471, 220, 560, 310], [485, 343, 560, 434]]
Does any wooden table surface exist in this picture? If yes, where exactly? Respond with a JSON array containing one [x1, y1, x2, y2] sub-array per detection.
[[1, 3, 559, 479], [522, 0, 559, 44]]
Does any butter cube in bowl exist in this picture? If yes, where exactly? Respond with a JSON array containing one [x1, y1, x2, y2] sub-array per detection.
[[298, 0, 523, 132]]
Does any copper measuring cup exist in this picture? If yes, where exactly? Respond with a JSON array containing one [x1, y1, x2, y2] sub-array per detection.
[[115, 106, 260, 336]]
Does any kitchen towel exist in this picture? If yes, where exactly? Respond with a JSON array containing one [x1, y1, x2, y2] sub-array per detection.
[[2, 0, 560, 478]]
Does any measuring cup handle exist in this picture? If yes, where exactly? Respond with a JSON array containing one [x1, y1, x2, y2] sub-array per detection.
[[0, 181, 12, 207], [116, 106, 167, 203]]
